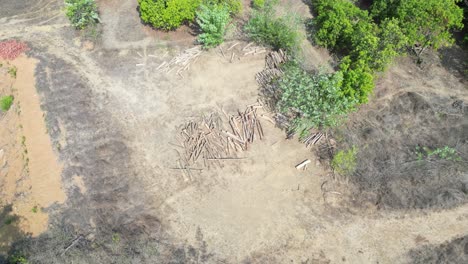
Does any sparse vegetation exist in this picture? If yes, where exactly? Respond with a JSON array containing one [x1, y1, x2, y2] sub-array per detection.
[[0, 95, 14, 111], [245, 0, 301, 53], [331, 146, 358, 176], [7, 253, 28, 264], [65, 0, 100, 29], [415, 146, 462, 161], [8, 66, 17, 78], [252, 0, 264, 9], [196, 4, 231, 48]]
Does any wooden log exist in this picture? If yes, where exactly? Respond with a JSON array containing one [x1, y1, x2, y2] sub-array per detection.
[[295, 159, 311, 170]]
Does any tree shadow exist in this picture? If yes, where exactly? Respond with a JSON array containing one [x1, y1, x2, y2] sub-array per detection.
[[438, 45, 468, 82], [0, 204, 29, 262]]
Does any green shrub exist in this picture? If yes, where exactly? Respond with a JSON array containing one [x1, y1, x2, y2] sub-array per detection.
[[197, 4, 231, 48], [65, 0, 100, 29], [207, 0, 242, 15], [252, 0, 264, 9], [332, 146, 358, 175], [244, 2, 301, 53], [371, 0, 464, 57], [8, 253, 28, 264], [339, 57, 374, 104], [138, 0, 201, 30], [415, 146, 462, 161], [0, 95, 14, 111], [8, 66, 17, 78], [312, 0, 370, 50], [277, 63, 357, 136]]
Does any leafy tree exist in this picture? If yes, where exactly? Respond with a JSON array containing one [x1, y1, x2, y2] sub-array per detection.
[[65, 0, 100, 29], [339, 57, 374, 104], [372, 0, 464, 57], [244, 1, 301, 53], [311, 0, 370, 50], [372, 18, 408, 70], [196, 4, 231, 48], [138, 0, 201, 30], [276, 62, 357, 135]]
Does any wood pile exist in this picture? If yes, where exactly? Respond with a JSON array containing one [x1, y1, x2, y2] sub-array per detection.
[[157, 46, 202, 77], [220, 42, 267, 62], [175, 102, 265, 168], [222, 101, 265, 152], [0, 40, 29, 60], [255, 49, 288, 96], [302, 131, 324, 147]]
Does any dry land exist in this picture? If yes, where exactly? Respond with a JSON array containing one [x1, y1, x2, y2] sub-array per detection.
[[0, 0, 467, 263]]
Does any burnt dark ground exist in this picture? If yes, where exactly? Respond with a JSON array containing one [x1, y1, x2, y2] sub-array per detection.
[[410, 235, 468, 264], [331, 91, 468, 210]]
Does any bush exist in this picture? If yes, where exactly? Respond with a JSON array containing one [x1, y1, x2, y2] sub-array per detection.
[[339, 57, 375, 104], [0, 95, 14, 111], [276, 63, 357, 136], [207, 0, 242, 15], [196, 4, 231, 48], [332, 146, 358, 176], [138, 0, 201, 30], [65, 0, 100, 29], [312, 0, 370, 50], [244, 2, 301, 53], [371, 0, 464, 57], [252, 0, 264, 9]]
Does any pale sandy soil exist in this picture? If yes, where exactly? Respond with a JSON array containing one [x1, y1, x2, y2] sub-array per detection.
[[0, 55, 66, 253]]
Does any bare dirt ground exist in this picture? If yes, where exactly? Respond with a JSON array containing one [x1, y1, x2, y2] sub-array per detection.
[[0, 0, 467, 263], [0, 56, 66, 253]]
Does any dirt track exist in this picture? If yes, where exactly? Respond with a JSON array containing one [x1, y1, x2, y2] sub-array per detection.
[[0, 0, 467, 263]]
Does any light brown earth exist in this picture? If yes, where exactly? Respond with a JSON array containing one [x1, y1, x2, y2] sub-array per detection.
[[0, 55, 66, 253]]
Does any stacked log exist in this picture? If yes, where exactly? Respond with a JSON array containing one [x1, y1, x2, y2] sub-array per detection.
[[176, 102, 265, 168]]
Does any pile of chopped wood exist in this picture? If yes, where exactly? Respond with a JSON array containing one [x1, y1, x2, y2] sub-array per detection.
[[157, 46, 202, 77], [255, 49, 288, 98], [175, 102, 265, 168], [302, 131, 324, 147], [0, 40, 29, 60], [222, 101, 265, 152], [219, 42, 267, 62]]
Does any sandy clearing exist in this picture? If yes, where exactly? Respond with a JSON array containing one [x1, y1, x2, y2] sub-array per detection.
[[0, 55, 65, 240]]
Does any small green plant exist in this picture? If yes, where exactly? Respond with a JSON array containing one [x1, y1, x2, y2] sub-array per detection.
[[112, 233, 120, 243], [252, 0, 264, 9], [415, 146, 462, 161], [207, 0, 242, 15], [0, 95, 14, 111], [8, 66, 17, 78], [21, 136, 26, 146], [196, 4, 231, 48], [3, 215, 18, 225], [8, 253, 28, 264], [138, 0, 201, 30], [244, 1, 301, 53], [65, 0, 100, 29], [31, 206, 38, 213], [332, 146, 358, 175]]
